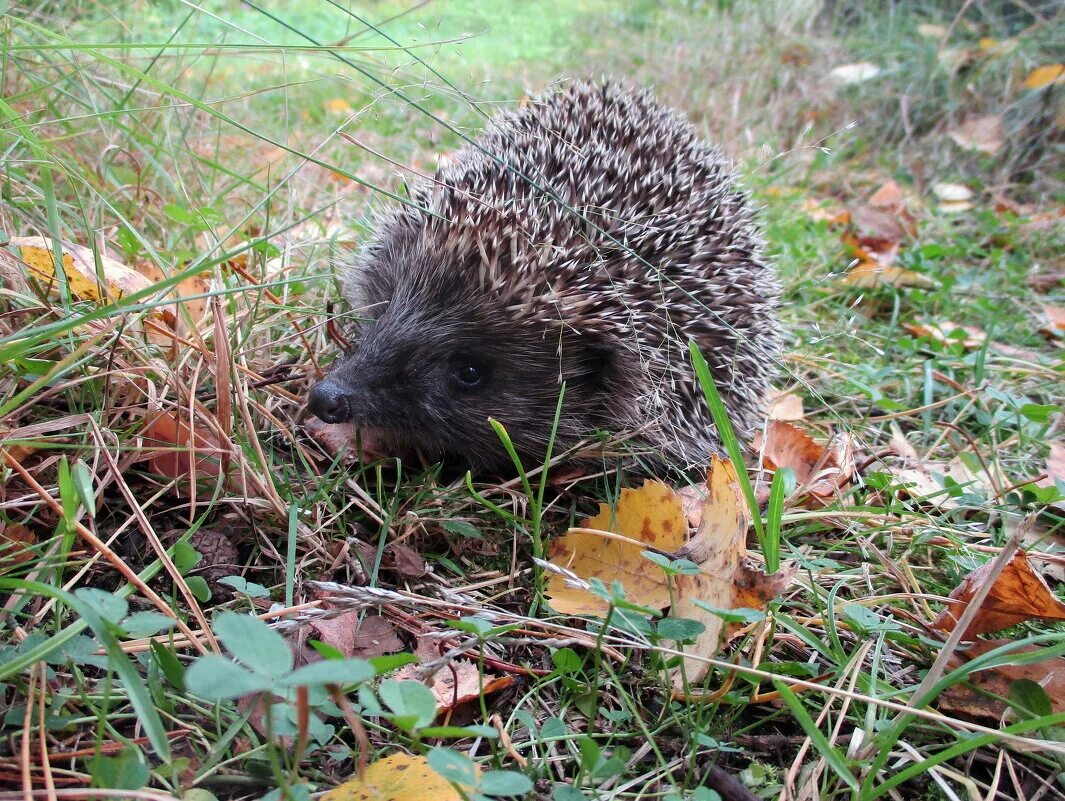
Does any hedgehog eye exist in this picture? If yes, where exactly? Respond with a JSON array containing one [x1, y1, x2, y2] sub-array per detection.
[[448, 355, 489, 391]]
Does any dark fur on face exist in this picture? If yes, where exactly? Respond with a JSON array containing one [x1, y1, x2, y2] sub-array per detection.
[[319, 241, 637, 471]]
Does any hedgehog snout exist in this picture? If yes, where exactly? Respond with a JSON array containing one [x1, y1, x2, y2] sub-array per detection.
[[307, 377, 354, 425]]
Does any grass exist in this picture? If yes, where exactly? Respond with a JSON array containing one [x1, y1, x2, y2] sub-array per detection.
[[1, 0, 1064, 798]]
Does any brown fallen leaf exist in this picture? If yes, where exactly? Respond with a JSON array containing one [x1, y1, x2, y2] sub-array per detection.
[[322, 752, 475, 801], [308, 612, 404, 660], [545, 480, 688, 616], [132, 261, 211, 333], [866, 179, 905, 214], [1038, 304, 1065, 339], [0, 523, 36, 569], [394, 635, 515, 712], [937, 639, 1065, 722], [386, 543, 428, 579], [905, 320, 986, 349], [933, 550, 1065, 640], [768, 391, 804, 421], [948, 115, 1005, 155], [141, 410, 226, 481], [671, 456, 794, 688], [753, 420, 855, 499]]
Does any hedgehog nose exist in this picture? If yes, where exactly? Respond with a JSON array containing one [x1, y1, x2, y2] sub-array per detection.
[[308, 378, 354, 424]]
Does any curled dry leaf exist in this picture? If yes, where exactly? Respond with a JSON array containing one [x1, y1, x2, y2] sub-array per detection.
[[801, 198, 850, 225], [394, 634, 515, 713], [938, 639, 1065, 722], [754, 420, 855, 500], [545, 480, 688, 616], [948, 115, 1005, 155], [933, 550, 1065, 640], [321, 752, 474, 801], [670, 456, 794, 689], [141, 411, 226, 481]]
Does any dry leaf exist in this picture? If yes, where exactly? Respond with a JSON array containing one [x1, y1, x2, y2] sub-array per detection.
[[0, 523, 36, 568], [1038, 304, 1065, 339], [141, 411, 226, 480], [933, 550, 1065, 640], [867, 180, 905, 214], [11, 236, 151, 303], [938, 639, 1065, 721], [905, 320, 986, 349], [324, 98, 353, 114], [670, 456, 793, 688], [545, 480, 688, 616], [828, 63, 881, 85], [802, 198, 850, 225], [133, 262, 211, 331], [322, 753, 474, 801], [386, 543, 429, 579], [394, 635, 515, 712], [754, 421, 855, 499], [839, 263, 936, 288], [308, 612, 403, 660], [1024, 64, 1064, 90], [948, 115, 1005, 154], [768, 392, 804, 421]]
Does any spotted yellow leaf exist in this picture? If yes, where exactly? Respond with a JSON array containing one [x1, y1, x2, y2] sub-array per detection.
[[546, 479, 688, 616], [12, 236, 150, 302]]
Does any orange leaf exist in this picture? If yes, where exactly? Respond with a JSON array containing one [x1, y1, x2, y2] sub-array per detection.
[[839, 262, 935, 288], [141, 411, 226, 481], [933, 550, 1065, 640], [545, 480, 688, 616], [754, 420, 855, 498]]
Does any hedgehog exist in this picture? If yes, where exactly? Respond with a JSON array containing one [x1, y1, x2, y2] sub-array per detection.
[[307, 80, 781, 474]]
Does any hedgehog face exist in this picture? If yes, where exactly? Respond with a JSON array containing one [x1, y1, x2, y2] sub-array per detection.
[[307, 279, 614, 471]]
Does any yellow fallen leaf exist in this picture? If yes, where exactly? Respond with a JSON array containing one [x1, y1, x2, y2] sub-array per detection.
[[670, 457, 793, 689], [12, 236, 151, 303], [322, 753, 473, 801], [1024, 64, 1064, 90], [546, 480, 688, 616], [324, 98, 353, 113], [839, 263, 936, 288]]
